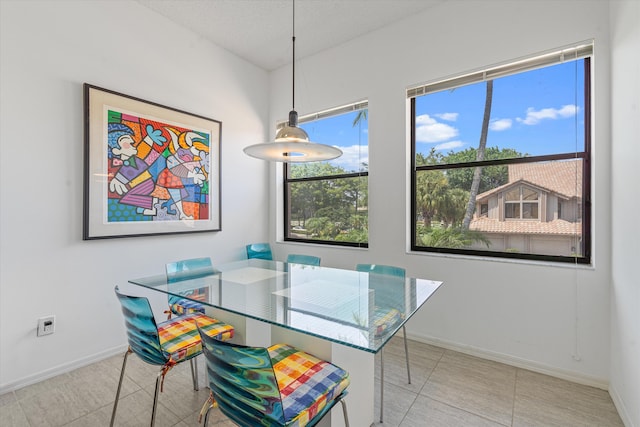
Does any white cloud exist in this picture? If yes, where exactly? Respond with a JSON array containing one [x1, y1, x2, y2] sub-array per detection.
[[435, 112, 458, 121], [434, 140, 464, 151], [331, 144, 368, 172], [516, 104, 579, 125], [490, 118, 512, 131], [415, 114, 459, 143]]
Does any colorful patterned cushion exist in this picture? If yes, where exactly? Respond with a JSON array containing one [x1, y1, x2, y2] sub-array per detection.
[[373, 306, 404, 337], [268, 344, 350, 427], [169, 298, 206, 316], [158, 313, 234, 363]]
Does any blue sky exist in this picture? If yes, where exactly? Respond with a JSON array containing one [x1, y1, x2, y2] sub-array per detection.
[[300, 111, 369, 173], [298, 59, 585, 172], [415, 59, 586, 158]]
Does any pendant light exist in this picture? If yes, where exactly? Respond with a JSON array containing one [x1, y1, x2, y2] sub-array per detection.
[[243, 0, 343, 163]]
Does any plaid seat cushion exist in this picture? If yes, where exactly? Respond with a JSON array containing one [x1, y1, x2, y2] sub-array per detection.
[[158, 313, 234, 363], [268, 344, 350, 427], [373, 306, 403, 337], [170, 298, 206, 316]]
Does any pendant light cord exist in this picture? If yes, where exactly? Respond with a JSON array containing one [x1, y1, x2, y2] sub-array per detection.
[[291, 0, 296, 111]]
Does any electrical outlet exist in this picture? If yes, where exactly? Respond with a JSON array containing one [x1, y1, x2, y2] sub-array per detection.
[[37, 315, 55, 337]]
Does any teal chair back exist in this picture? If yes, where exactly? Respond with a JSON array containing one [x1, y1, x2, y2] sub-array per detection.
[[356, 263, 405, 277], [114, 286, 166, 366], [166, 257, 215, 316], [198, 326, 286, 425], [286, 253, 321, 266], [246, 243, 273, 260], [356, 263, 407, 323], [166, 257, 215, 282], [355, 264, 409, 424]]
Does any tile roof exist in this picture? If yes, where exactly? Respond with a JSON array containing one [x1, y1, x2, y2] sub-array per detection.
[[476, 159, 583, 201], [470, 218, 581, 236], [508, 159, 583, 199]]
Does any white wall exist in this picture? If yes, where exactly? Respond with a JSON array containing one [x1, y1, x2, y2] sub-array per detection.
[[610, 1, 640, 425], [271, 0, 614, 389], [0, 0, 270, 391]]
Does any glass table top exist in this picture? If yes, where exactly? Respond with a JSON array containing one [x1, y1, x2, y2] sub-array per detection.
[[129, 259, 443, 353]]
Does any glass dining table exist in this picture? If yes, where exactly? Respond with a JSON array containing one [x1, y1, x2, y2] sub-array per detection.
[[129, 259, 443, 427]]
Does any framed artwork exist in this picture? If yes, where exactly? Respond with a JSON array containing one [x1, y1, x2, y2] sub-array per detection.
[[83, 83, 221, 239]]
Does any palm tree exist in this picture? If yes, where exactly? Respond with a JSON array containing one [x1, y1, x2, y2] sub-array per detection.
[[462, 80, 493, 230], [415, 169, 448, 226], [352, 109, 368, 127]]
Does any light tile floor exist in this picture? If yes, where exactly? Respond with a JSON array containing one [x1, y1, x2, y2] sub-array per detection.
[[0, 336, 624, 426]]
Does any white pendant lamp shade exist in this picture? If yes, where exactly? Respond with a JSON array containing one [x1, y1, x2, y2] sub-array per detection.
[[243, 0, 343, 163], [244, 111, 343, 162]]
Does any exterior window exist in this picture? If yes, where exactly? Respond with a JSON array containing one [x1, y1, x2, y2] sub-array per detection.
[[410, 44, 591, 264], [505, 186, 539, 219], [284, 102, 368, 246], [558, 201, 563, 219]]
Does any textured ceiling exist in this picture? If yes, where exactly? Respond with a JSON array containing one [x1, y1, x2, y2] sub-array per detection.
[[136, 0, 445, 70]]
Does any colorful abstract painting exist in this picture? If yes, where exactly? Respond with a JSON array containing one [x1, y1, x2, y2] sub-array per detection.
[[84, 84, 221, 239], [106, 110, 211, 223]]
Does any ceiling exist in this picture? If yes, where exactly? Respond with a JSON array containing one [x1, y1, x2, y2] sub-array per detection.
[[136, 0, 445, 71]]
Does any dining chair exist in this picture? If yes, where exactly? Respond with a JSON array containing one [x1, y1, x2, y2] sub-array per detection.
[[286, 253, 321, 266], [111, 286, 234, 427], [165, 257, 217, 318], [197, 324, 351, 427], [355, 263, 409, 423], [246, 242, 273, 260]]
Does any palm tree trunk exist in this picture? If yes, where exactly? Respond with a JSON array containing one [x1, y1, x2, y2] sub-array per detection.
[[463, 80, 493, 230]]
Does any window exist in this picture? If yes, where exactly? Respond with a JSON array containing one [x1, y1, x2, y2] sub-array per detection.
[[505, 186, 539, 219], [284, 102, 368, 247], [410, 43, 591, 264]]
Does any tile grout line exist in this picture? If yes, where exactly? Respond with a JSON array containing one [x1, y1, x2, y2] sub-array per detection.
[[419, 348, 513, 426], [421, 395, 512, 427], [396, 350, 443, 427], [14, 393, 33, 427], [511, 368, 519, 426]]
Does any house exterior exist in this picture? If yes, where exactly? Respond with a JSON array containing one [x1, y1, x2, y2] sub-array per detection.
[[469, 159, 583, 256]]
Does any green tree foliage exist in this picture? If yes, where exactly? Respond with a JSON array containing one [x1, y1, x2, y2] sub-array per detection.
[[305, 217, 332, 238], [415, 146, 524, 248], [415, 149, 471, 228], [415, 169, 448, 226], [438, 187, 469, 228], [335, 227, 368, 243], [415, 148, 443, 167], [445, 146, 523, 194], [352, 109, 368, 127], [289, 164, 367, 242], [289, 162, 345, 179], [418, 226, 490, 249]]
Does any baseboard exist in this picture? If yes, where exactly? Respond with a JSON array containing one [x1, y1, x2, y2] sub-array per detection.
[[0, 344, 128, 395], [408, 332, 610, 390], [609, 383, 636, 427]]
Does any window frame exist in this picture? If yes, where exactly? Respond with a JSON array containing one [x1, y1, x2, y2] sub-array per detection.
[[409, 47, 592, 265], [283, 101, 369, 248]]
